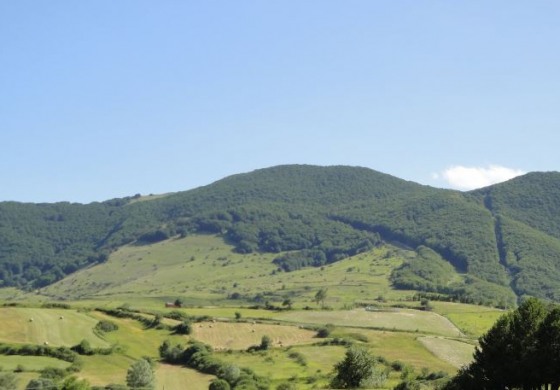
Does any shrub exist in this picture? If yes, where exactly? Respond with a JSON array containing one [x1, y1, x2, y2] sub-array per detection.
[[173, 321, 192, 335], [209, 379, 230, 390], [316, 324, 335, 338], [95, 320, 118, 333]]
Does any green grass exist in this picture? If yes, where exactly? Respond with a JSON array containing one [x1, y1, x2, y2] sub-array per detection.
[[78, 354, 134, 387], [13, 372, 38, 390], [76, 311, 189, 387], [156, 364, 214, 390], [4, 234, 508, 388], [89, 311, 185, 359], [334, 328, 457, 373], [432, 302, 505, 337], [275, 308, 463, 337], [217, 348, 331, 389], [0, 307, 109, 347], [418, 337, 475, 368], [289, 344, 346, 373], [41, 235, 414, 308], [0, 355, 70, 371]]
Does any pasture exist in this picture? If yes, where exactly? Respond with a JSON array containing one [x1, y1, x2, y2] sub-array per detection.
[[0, 355, 70, 371], [217, 348, 329, 388], [0, 307, 108, 348], [42, 235, 414, 309], [192, 321, 316, 350], [13, 373, 37, 390], [418, 336, 476, 368], [433, 302, 504, 337], [89, 311, 185, 359], [275, 308, 463, 337], [335, 328, 457, 373], [156, 364, 214, 389]]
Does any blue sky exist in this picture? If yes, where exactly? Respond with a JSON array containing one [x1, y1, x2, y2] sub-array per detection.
[[1, 1, 559, 203]]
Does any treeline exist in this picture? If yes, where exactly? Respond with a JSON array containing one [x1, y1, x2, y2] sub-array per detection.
[[445, 298, 560, 389]]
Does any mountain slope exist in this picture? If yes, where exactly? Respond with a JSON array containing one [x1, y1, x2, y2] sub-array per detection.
[[1, 165, 560, 305]]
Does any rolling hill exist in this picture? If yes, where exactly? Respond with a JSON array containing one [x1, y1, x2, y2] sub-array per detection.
[[1, 164, 560, 305]]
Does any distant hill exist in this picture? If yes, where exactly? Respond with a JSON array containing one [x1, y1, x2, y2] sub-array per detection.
[[1, 164, 560, 305]]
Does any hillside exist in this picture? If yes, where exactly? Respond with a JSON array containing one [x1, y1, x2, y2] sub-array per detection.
[[1, 165, 560, 305]]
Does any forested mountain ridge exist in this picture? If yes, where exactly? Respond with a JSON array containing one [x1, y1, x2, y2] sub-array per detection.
[[1, 165, 560, 305]]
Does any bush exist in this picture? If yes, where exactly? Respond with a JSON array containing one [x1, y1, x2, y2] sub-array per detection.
[[316, 324, 335, 338], [276, 383, 297, 390], [95, 320, 118, 333], [209, 379, 230, 390], [173, 321, 192, 335], [72, 340, 93, 355], [26, 378, 56, 390]]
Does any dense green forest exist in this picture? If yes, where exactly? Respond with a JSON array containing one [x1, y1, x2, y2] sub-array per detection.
[[1, 165, 560, 305]]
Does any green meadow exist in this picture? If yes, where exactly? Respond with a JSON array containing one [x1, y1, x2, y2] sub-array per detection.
[[0, 235, 507, 389], [0, 307, 108, 347], [42, 235, 413, 309]]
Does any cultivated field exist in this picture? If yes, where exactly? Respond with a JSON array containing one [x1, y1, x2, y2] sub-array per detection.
[[192, 321, 316, 350], [0, 355, 70, 371], [433, 302, 504, 337], [275, 308, 463, 337], [0, 307, 109, 347], [335, 328, 458, 373], [418, 336, 476, 368], [155, 364, 214, 389]]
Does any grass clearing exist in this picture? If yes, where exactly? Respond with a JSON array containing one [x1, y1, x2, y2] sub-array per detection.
[[155, 364, 214, 390], [289, 344, 346, 373], [42, 236, 415, 308], [334, 328, 457, 373], [433, 302, 504, 337], [89, 311, 185, 359], [14, 372, 38, 390], [193, 321, 316, 350], [78, 354, 133, 387], [217, 349, 329, 388], [0, 307, 108, 347], [418, 337, 475, 368], [0, 355, 70, 371], [276, 308, 463, 337]]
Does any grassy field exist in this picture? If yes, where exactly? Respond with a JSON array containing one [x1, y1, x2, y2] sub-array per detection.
[[0, 355, 70, 371], [192, 321, 316, 350], [76, 311, 189, 387], [13, 373, 38, 390], [432, 302, 504, 337], [334, 328, 457, 373], [0, 234, 509, 389], [217, 348, 330, 388], [275, 308, 463, 337], [0, 307, 109, 347], [155, 364, 214, 390], [41, 235, 414, 308], [89, 311, 186, 359], [78, 354, 134, 387], [418, 337, 475, 368]]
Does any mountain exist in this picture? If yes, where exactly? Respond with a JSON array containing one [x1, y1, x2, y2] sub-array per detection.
[[1, 164, 560, 305]]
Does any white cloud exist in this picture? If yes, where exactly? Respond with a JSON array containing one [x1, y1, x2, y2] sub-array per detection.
[[435, 165, 526, 190]]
